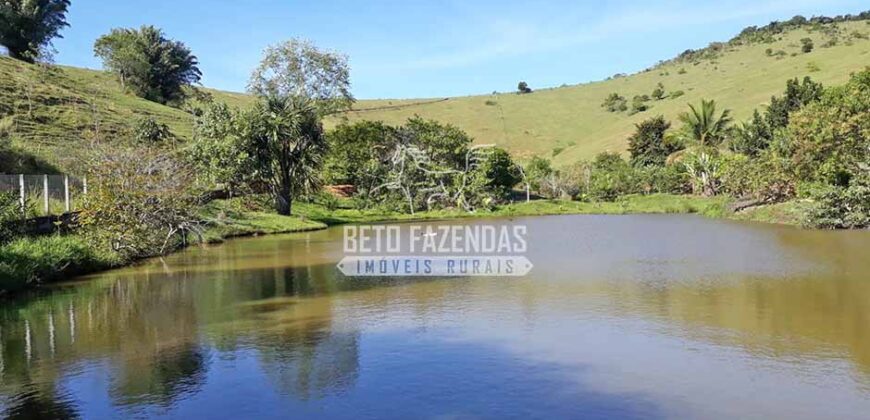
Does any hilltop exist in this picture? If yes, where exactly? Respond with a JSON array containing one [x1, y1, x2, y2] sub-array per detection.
[[0, 18, 868, 172]]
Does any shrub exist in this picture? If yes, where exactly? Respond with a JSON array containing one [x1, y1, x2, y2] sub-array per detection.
[[0, 191, 22, 244], [587, 152, 637, 201], [79, 147, 202, 259], [651, 83, 666, 100], [806, 175, 870, 229], [800, 37, 814, 53], [720, 153, 795, 201], [133, 116, 172, 144], [669, 90, 685, 99], [629, 95, 650, 114], [602, 93, 628, 112]]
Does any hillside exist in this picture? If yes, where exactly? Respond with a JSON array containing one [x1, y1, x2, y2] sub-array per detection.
[[1, 19, 868, 172], [342, 20, 870, 165]]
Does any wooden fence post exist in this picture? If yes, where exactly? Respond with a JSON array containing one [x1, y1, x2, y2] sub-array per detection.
[[18, 174, 25, 217], [64, 175, 70, 213], [43, 175, 49, 215]]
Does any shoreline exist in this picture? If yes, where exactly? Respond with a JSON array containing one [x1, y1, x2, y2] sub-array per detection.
[[1, 194, 813, 297]]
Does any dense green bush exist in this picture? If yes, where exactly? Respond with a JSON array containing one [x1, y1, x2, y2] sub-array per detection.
[[602, 93, 628, 112], [806, 174, 870, 229], [0, 191, 22, 244], [720, 153, 794, 201], [133, 116, 172, 143], [628, 116, 682, 167]]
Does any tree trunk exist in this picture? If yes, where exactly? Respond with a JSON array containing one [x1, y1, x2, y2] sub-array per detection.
[[275, 183, 293, 216]]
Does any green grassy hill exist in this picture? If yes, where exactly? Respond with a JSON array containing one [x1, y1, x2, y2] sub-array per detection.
[[341, 21, 870, 165], [1, 19, 868, 172]]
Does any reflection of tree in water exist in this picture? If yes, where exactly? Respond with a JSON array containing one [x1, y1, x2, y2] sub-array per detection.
[[0, 271, 208, 415], [2, 385, 80, 419], [233, 263, 361, 400], [110, 343, 209, 408]]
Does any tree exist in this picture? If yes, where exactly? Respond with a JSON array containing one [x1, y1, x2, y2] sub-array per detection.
[[628, 116, 680, 166], [188, 101, 255, 195], [0, 0, 70, 62], [244, 96, 328, 215], [402, 116, 471, 171], [602, 93, 628, 112], [248, 39, 354, 115], [324, 120, 397, 188], [651, 82, 666, 100], [478, 147, 521, 198], [729, 110, 772, 157], [678, 99, 733, 146], [785, 69, 869, 186], [94, 26, 202, 104], [517, 81, 532, 94], [765, 76, 823, 130], [800, 37, 814, 53]]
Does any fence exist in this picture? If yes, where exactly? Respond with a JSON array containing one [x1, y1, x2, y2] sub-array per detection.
[[0, 174, 87, 217]]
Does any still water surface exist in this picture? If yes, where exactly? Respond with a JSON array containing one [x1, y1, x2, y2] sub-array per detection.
[[1, 215, 870, 419]]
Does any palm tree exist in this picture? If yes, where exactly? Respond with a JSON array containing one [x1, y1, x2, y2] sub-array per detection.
[[678, 99, 733, 147], [249, 96, 327, 215]]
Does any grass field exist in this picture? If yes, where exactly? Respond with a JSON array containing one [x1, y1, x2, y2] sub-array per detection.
[[1, 21, 868, 173], [338, 21, 870, 165]]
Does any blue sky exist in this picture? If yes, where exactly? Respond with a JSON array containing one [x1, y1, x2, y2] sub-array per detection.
[[52, 0, 868, 99]]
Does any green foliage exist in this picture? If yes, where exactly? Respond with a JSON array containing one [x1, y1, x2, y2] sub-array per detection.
[[783, 69, 869, 186], [324, 120, 396, 187], [244, 96, 328, 215], [94, 25, 201, 104], [627, 115, 681, 167], [79, 147, 201, 259], [0, 235, 118, 293], [517, 81, 532, 94], [602, 93, 628, 112], [188, 101, 255, 194], [133, 116, 172, 144], [678, 99, 733, 146], [0, 0, 70, 62], [248, 38, 354, 115], [806, 174, 870, 229], [629, 95, 650, 115], [720, 152, 794, 201], [479, 147, 521, 198], [0, 191, 22, 244], [651, 83, 666, 100], [683, 152, 724, 196], [765, 76, 823, 130], [800, 37, 814, 53], [586, 152, 636, 201], [729, 110, 772, 157], [669, 90, 685, 99], [404, 116, 472, 170], [524, 156, 554, 194]]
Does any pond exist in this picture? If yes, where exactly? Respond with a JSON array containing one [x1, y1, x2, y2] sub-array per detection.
[[1, 215, 870, 419]]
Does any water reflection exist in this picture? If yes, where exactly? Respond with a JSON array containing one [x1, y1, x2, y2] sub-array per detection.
[[0, 215, 868, 418]]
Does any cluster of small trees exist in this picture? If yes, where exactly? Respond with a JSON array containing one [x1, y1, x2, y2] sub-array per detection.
[[323, 118, 521, 214]]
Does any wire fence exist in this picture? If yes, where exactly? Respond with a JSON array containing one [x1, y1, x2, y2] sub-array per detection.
[[0, 174, 87, 218]]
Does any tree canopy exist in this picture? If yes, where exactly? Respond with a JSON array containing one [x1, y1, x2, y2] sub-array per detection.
[[94, 26, 202, 104], [0, 0, 70, 62], [248, 39, 354, 115]]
